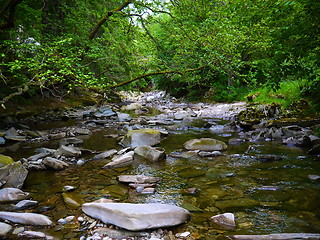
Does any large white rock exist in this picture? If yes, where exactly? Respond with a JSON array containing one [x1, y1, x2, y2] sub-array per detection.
[[0, 188, 29, 202], [183, 138, 227, 151], [0, 212, 52, 225], [119, 129, 161, 148], [82, 202, 190, 231]]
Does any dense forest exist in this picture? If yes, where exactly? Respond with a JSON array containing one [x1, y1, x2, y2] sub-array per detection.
[[0, 0, 319, 109]]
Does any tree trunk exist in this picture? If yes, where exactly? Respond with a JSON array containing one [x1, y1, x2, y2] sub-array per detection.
[[0, 0, 23, 31]]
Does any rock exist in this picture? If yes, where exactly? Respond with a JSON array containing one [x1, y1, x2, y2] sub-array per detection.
[[15, 200, 38, 209], [55, 145, 81, 157], [183, 138, 228, 151], [198, 151, 222, 157], [141, 188, 156, 194], [27, 152, 50, 161], [103, 151, 134, 169], [63, 185, 76, 192], [0, 137, 5, 145], [121, 103, 142, 111], [49, 132, 66, 140], [134, 146, 166, 162], [5, 127, 26, 142], [117, 112, 132, 122], [0, 154, 14, 166], [94, 107, 117, 118], [118, 175, 161, 184], [0, 163, 28, 188], [0, 188, 30, 202], [60, 137, 84, 146], [308, 175, 320, 181], [227, 233, 320, 240], [119, 129, 161, 148], [0, 222, 12, 237], [18, 230, 46, 239], [92, 149, 118, 160], [62, 192, 82, 210], [0, 212, 52, 225], [82, 202, 190, 231], [75, 128, 91, 135], [43, 157, 69, 170], [210, 213, 236, 230], [174, 111, 195, 120]]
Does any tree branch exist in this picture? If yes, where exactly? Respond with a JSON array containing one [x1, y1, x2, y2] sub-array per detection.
[[106, 66, 207, 90], [89, 0, 132, 40]]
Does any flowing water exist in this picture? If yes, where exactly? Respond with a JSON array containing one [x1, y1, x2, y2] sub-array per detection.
[[2, 110, 320, 239]]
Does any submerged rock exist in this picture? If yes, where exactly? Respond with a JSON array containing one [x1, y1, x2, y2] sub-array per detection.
[[210, 213, 236, 230], [82, 202, 190, 231], [0, 162, 28, 189], [118, 175, 161, 184], [119, 129, 161, 148], [183, 138, 227, 151], [0, 212, 52, 225], [0, 188, 30, 202]]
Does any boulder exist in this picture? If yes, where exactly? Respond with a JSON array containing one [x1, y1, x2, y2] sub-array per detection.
[[103, 151, 134, 169], [0, 222, 12, 237], [82, 202, 190, 231], [119, 129, 161, 148], [134, 146, 166, 162], [55, 145, 81, 157], [43, 157, 69, 170], [0, 154, 14, 166], [0, 162, 28, 189], [210, 213, 236, 230], [0, 188, 30, 202], [183, 138, 227, 151], [0, 211, 52, 225], [118, 175, 161, 184]]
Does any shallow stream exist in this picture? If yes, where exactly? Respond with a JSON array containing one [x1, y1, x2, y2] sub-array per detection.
[[2, 110, 320, 239]]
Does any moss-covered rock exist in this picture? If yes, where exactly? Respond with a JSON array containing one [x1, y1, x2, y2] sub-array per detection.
[[0, 154, 14, 166]]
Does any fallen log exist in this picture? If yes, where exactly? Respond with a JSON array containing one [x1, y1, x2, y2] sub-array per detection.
[[226, 233, 320, 240]]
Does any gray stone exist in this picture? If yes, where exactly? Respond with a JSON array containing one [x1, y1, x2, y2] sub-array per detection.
[[94, 107, 117, 118], [43, 157, 69, 170], [0, 222, 12, 237], [0, 188, 30, 202], [18, 230, 46, 239], [198, 151, 222, 157], [210, 213, 236, 230], [183, 138, 228, 151], [121, 103, 142, 111], [117, 112, 132, 122], [119, 129, 161, 148], [92, 149, 118, 160], [75, 128, 91, 135], [60, 137, 84, 146], [55, 145, 81, 157], [82, 202, 190, 231], [27, 152, 50, 161], [103, 151, 134, 169], [118, 175, 161, 184], [134, 146, 166, 162], [0, 137, 5, 145], [0, 163, 28, 189], [0, 212, 52, 225], [49, 132, 66, 140], [15, 200, 38, 209]]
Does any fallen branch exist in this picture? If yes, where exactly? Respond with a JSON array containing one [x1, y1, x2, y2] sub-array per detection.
[[106, 66, 206, 90]]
